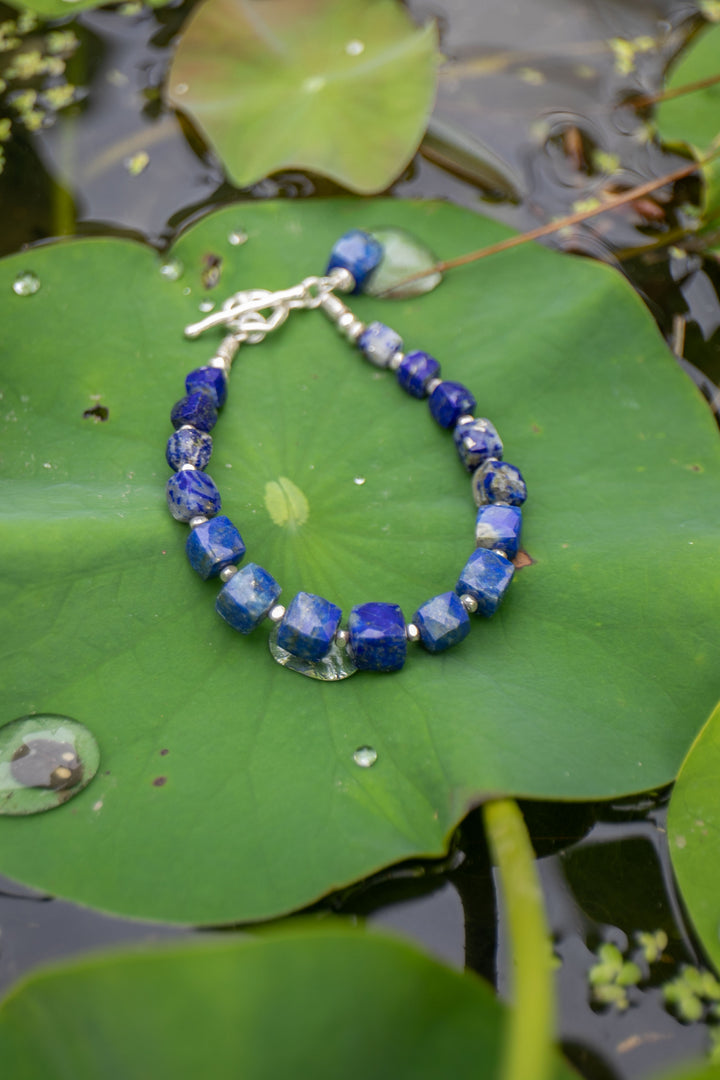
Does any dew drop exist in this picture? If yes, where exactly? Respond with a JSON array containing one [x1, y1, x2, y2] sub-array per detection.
[[198, 300, 215, 313], [0, 714, 100, 815], [174, 82, 188, 96], [12, 271, 40, 296], [353, 746, 378, 768], [228, 230, 248, 247], [353, 477, 366, 486], [346, 40, 365, 55], [159, 258, 184, 282]]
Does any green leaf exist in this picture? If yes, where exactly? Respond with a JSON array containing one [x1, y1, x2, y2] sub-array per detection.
[[668, 701, 720, 972], [2, 0, 169, 19], [0, 199, 719, 925], [166, 0, 439, 194], [0, 926, 578, 1080]]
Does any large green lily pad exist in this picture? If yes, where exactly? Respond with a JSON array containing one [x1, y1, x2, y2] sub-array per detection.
[[0, 925, 576, 1079], [667, 701, 720, 972], [167, 0, 438, 193], [0, 199, 718, 924]]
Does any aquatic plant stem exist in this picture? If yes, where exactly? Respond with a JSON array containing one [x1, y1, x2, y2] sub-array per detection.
[[483, 798, 554, 1080], [631, 71, 720, 109]]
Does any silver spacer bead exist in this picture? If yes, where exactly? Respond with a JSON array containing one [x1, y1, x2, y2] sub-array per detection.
[[319, 292, 349, 323], [268, 603, 286, 623], [209, 356, 229, 372], [335, 628, 349, 647], [179, 463, 197, 472], [219, 565, 238, 582], [405, 623, 421, 643], [425, 378, 442, 395], [495, 550, 510, 561], [456, 414, 474, 427], [344, 318, 365, 343], [460, 594, 478, 613], [327, 267, 356, 293], [388, 351, 404, 372], [188, 515, 208, 528], [179, 424, 197, 432]]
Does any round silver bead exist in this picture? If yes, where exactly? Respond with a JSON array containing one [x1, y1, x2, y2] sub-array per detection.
[[179, 462, 197, 472], [344, 319, 365, 343], [456, 414, 475, 427], [188, 515, 208, 529], [335, 628, 349, 647], [328, 267, 355, 294], [268, 604, 286, 623], [425, 377, 442, 395], [405, 623, 421, 643], [495, 550, 510, 562], [219, 565, 238, 582], [460, 594, 478, 614], [388, 351, 404, 372], [209, 356, 229, 371]]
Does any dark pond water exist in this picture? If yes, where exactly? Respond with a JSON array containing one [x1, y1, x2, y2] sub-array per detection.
[[1, 0, 719, 1077]]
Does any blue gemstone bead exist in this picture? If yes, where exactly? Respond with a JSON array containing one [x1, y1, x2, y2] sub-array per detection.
[[453, 417, 503, 471], [428, 381, 476, 429], [472, 460, 527, 507], [396, 350, 440, 398], [216, 563, 281, 634], [456, 548, 514, 617], [186, 516, 246, 580], [475, 505, 522, 559], [166, 469, 221, 522], [413, 592, 470, 654], [326, 229, 383, 293], [276, 591, 342, 662], [185, 366, 227, 408], [171, 392, 217, 433], [357, 322, 403, 368], [348, 602, 407, 672], [166, 426, 213, 470]]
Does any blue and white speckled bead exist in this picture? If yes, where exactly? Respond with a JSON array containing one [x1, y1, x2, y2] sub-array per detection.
[[455, 548, 514, 617], [428, 381, 476, 429], [170, 391, 218, 433], [186, 515, 246, 579], [358, 322, 403, 368], [166, 426, 213, 470], [186, 366, 228, 408], [453, 417, 503, 471], [216, 563, 281, 634], [348, 602, 407, 672], [166, 468, 221, 522], [326, 229, 383, 294], [413, 592, 470, 653], [475, 504, 522, 559], [277, 591, 342, 662], [472, 459, 527, 507]]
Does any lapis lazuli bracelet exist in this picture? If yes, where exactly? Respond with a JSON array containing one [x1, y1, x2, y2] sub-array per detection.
[[165, 230, 527, 681]]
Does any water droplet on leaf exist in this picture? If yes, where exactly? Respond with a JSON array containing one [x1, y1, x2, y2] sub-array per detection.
[[159, 258, 184, 282], [353, 477, 366, 486], [0, 714, 100, 815], [228, 230, 248, 246], [198, 300, 215, 313], [12, 271, 40, 296], [353, 746, 378, 768], [364, 228, 442, 298]]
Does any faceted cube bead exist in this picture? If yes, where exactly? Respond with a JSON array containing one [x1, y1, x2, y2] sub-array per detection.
[[185, 366, 228, 408], [358, 322, 403, 368], [277, 591, 342, 662], [166, 426, 212, 470], [472, 459, 527, 507], [325, 229, 383, 293], [396, 350, 440, 398], [171, 391, 217, 433], [428, 381, 476, 429], [216, 563, 281, 634], [348, 602, 407, 672], [475, 504, 522, 559], [186, 515, 246, 580], [166, 469, 221, 522], [455, 548, 514, 617], [413, 592, 470, 654], [453, 417, 503, 471]]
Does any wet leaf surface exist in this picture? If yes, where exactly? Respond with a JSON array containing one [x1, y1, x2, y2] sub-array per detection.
[[0, 199, 718, 924]]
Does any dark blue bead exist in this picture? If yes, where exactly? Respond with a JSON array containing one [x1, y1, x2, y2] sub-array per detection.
[[277, 592, 342, 662], [185, 366, 228, 408], [171, 392, 217, 433], [166, 426, 213, 470], [413, 592, 470, 653], [166, 469, 221, 522], [326, 229, 383, 293], [358, 322, 403, 368], [186, 516, 246, 580], [455, 548, 514, 617], [475, 505, 522, 558], [472, 460, 527, 507], [348, 602, 406, 672], [453, 417, 503, 471], [428, 381, 476, 429], [216, 563, 281, 634], [396, 350, 440, 398]]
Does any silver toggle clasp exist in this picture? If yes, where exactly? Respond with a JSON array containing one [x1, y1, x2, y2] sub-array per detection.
[[183, 268, 354, 344]]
